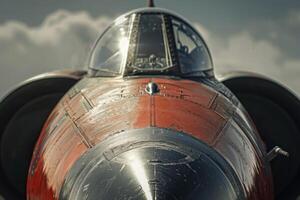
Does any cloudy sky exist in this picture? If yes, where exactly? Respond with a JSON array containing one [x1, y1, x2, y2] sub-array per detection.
[[0, 0, 299, 97]]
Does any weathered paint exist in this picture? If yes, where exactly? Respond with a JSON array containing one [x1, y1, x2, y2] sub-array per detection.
[[27, 77, 273, 200]]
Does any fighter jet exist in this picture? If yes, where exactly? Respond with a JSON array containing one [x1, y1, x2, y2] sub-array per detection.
[[1, 1, 300, 199]]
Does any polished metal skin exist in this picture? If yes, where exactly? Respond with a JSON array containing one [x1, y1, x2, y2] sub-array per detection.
[[60, 128, 244, 200], [27, 77, 273, 199]]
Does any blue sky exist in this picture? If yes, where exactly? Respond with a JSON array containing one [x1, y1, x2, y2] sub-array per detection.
[[0, 0, 299, 96]]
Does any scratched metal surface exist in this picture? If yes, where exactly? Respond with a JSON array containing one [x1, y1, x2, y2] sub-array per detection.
[[27, 77, 273, 200]]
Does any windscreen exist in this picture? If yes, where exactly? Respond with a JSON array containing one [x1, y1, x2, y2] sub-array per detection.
[[88, 10, 213, 78], [125, 14, 173, 75], [88, 15, 133, 77], [172, 17, 213, 75]]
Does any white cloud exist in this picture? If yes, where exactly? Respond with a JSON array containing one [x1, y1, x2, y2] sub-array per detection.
[[0, 10, 112, 96], [211, 31, 282, 77], [194, 20, 300, 96], [287, 10, 300, 26]]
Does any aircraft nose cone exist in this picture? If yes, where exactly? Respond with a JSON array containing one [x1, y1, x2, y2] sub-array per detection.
[[60, 128, 244, 200]]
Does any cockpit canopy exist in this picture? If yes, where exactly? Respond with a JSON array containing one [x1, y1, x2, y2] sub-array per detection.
[[88, 8, 213, 78]]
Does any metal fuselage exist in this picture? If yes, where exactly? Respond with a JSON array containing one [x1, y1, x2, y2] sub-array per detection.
[[27, 76, 273, 199]]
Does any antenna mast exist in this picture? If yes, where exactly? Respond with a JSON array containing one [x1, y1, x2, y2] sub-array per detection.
[[148, 0, 155, 7]]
